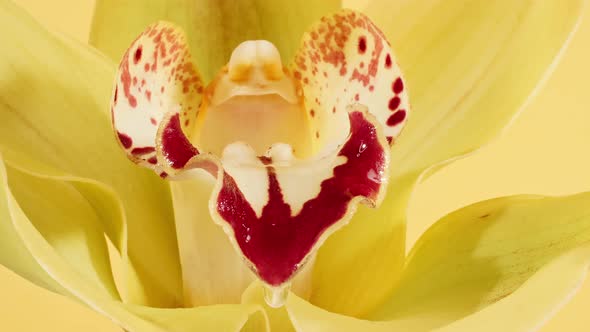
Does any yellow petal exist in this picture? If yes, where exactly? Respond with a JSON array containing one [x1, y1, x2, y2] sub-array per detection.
[[170, 174, 254, 306], [311, 173, 415, 316], [371, 193, 590, 330], [90, 0, 341, 81], [434, 246, 590, 332], [287, 193, 590, 331], [0, 1, 180, 306], [4, 162, 120, 300], [242, 282, 295, 332], [0, 155, 265, 332], [0, 162, 67, 295], [286, 246, 590, 332], [126, 304, 268, 332], [312, 0, 585, 316], [367, 0, 585, 176]]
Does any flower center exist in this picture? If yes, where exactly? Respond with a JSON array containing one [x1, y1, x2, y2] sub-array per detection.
[[192, 40, 312, 158]]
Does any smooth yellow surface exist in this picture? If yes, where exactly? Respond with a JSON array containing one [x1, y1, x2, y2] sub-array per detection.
[[285, 246, 590, 332], [312, 0, 584, 318], [90, 0, 339, 81], [2, 1, 590, 332]]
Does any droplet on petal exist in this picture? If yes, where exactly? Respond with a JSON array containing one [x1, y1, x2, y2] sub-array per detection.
[[264, 283, 290, 308]]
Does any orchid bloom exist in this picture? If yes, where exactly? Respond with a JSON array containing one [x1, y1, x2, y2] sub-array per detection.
[[0, 0, 589, 331]]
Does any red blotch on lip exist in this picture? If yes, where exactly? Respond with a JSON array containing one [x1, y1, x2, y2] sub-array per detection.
[[117, 131, 132, 149], [216, 111, 386, 285], [160, 113, 199, 169], [393, 77, 404, 94], [387, 109, 406, 126]]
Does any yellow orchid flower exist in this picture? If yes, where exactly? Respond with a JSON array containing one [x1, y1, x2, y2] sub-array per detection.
[[0, 0, 589, 331]]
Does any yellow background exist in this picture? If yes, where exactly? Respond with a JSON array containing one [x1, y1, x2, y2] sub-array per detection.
[[2, 0, 590, 331]]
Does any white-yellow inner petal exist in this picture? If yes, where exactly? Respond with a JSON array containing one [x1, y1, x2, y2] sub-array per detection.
[[193, 40, 312, 157]]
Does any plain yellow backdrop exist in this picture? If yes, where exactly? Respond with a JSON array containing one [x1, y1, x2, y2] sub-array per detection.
[[2, 1, 590, 331]]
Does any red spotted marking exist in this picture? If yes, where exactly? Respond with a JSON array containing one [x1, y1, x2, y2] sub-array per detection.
[[358, 36, 367, 54], [258, 156, 273, 165], [117, 131, 133, 149], [387, 109, 406, 127], [131, 146, 156, 155], [388, 96, 400, 111], [385, 54, 392, 68], [393, 77, 404, 94], [216, 111, 386, 285], [119, 53, 137, 108], [134, 46, 143, 64]]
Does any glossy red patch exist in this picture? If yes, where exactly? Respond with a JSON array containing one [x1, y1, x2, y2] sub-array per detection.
[[160, 114, 199, 169], [215, 111, 386, 285]]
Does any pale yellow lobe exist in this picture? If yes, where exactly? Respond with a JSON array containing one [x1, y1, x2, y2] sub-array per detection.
[[228, 40, 284, 81], [194, 40, 312, 158]]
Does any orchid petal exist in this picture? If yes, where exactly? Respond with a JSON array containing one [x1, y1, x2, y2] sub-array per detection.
[[111, 21, 203, 177], [286, 193, 590, 331], [286, 246, 590, 332], [0, 1, 181, 306], [242, 282, 295, 332], [369, 193, 590, 330], [0, 164, 67, 296], [4, 162, 120, 300], [0, 155, 118, 301], [313, 0, 585, 315], [170, 174, 254, 306], [367, 0, 586, 175], [292, 9, 410, 150], [90, 0, 340, 81], [0, 156, 266, 332], [433, 247, 590, 332]]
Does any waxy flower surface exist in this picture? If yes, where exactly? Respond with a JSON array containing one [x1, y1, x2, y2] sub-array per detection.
[[0, 0, 590, 331], [110, 11, 409, 299]]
